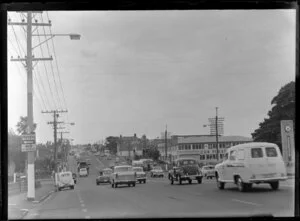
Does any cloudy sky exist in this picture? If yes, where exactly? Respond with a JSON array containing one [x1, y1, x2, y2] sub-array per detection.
[[7, 10, 295, 144]]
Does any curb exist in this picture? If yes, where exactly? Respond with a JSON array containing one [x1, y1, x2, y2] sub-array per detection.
[[33, 190, 54, 204], [20, 209, 29, 219]]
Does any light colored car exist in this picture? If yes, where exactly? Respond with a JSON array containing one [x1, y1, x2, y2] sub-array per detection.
[[133, 167, 147, 184], [150, 166, 164, 178], [110, 165, 136, 188], [201, 165, 215, 179], [96, 168, 113, 185], [79, 168, 88, 177], [55, 171, 74, 191], [215, 142, 288, 192]]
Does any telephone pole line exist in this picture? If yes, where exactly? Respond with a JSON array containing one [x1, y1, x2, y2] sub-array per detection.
[[42, 109, 67, 172], [8, 11, 52, 201]]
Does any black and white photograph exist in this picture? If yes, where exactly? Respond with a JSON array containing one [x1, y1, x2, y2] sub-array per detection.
[[6, 8, 296, 219]]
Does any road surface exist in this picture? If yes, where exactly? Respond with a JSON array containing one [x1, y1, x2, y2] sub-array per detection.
[[24, 152, 294, 219]]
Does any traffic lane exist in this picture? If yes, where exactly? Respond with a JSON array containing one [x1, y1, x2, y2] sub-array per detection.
[[146, 178, 294, 217]]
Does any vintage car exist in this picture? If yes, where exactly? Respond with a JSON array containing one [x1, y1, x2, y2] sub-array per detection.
[[201, 165, 216, 179], [96, 168, 113, 185], [110, 165, 136, 188], [168, 158, 203, 185], [55, 171, 75, 191], [79, 167, 88, 177], [150, 166, 164, 178], [215, 142, 287, 192], [133, 167, 147, 183]]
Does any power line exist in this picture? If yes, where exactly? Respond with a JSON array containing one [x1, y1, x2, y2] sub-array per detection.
[[33, 68, 48, 111], [36, 25, 57, 110], [46, 12, 68, 111], [40, 13, 63, 111], [8, 15, 25, 57]]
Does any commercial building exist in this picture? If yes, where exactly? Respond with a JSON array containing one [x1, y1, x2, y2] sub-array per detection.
[[116, 134, 143, 158], [158, 135, 253, 164]]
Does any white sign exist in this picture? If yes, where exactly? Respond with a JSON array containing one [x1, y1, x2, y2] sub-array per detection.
[[21, 144, 37, 152]]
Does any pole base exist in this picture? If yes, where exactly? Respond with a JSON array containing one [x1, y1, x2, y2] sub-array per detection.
[[27, 197, 35, 201]]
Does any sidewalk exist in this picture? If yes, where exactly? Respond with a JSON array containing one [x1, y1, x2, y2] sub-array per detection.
[[8, 180, 54, 219]]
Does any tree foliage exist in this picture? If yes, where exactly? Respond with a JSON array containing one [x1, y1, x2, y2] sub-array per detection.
[[8, 129, 26, 172], [105, 136, 118, 154], [143, 148, 160, 161], [16, 116, 37, 135], [251, 81, 295, 151]]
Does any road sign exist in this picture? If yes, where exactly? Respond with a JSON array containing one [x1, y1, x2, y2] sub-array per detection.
[[280, 120, 294, 168], [21, 133, 36, 152]]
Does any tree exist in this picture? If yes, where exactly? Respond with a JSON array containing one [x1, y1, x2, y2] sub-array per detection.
[[105, 136, 118, 155], [8, 129, 26, 173], [251, 81, 295, 152], [16, 116, 37, 135], [143, 148, 160, 161]]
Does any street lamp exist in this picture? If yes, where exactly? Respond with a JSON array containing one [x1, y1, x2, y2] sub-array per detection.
[[32, 34, 81, 50]]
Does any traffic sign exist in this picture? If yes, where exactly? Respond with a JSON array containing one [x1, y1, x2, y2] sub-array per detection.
[[21, 133, 36, 152]]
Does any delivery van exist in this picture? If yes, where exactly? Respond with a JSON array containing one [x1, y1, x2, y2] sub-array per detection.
[[215, 142, 287, 192], [55, 171, 75, 191]]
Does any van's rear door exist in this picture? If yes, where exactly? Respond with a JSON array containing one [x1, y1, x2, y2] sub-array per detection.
[[248, 147, 270, 179], [264, 145, 286, 177]]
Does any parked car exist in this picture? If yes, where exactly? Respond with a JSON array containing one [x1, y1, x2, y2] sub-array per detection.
[[150, 166, 164, 178], [96, 168, 113, 185], [72, 173, 77, 184], [110, 165, 136, 188], [168, 158, 203, 185], [55, 171, 75, 191], [215, 142, 288, 192], [79, 168, 88, 177], [133, 167, 147, 184], [201, 165, 215, 179]]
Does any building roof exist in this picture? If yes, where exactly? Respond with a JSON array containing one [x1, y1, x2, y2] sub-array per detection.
[[177, 135, 253, 144]]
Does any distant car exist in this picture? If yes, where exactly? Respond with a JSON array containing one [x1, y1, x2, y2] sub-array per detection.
[[201, 165, 215, 179], [78, 161, 89, 174], [72, 173, 77, 184], [150, 166, 164, 178], [133, 167, 147, 184], [96, 168, 113, 185], [79, 168, 88, 177], [86, 159, 91, 165], [110, 165, 136, 188], [55, 171, 75, 191]]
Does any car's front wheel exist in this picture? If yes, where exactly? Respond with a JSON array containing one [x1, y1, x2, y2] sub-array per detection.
[[197, 178, 202, 184], [216, 176, 225, 189], [170, 177, 174, 185], [237, 177, 247, 192], [270, 181, 279, 190], [132, 183, 136, 187]]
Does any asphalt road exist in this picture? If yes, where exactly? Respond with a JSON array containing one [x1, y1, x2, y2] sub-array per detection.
[[24, 152, 294, 219]]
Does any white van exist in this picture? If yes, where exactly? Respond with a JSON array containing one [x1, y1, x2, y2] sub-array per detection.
[[55, 171, 75, 191], [215, 142, 287, 192]]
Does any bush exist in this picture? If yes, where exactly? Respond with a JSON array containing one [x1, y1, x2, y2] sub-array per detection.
[[35, 180, 41, 189]]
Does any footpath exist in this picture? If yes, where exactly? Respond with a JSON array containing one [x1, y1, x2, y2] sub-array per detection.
[[8, 180, 54, 219]]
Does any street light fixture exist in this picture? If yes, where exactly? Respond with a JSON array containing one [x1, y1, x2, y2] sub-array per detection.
[[32, 34, 81, 50]]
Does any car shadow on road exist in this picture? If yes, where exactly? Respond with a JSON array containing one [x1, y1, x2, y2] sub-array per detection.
[[222, 186, 286, 193]]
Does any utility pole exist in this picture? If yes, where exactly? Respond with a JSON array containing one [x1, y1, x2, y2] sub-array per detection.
[[215, 107, 219, 162], [165, 125, 167, 162], [57, 131, 70, 163], [9, 11, 52, 201], [42, 110, 67, 172]]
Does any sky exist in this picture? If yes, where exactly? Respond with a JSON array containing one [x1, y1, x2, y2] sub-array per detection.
[[7, 10, 296, 144]]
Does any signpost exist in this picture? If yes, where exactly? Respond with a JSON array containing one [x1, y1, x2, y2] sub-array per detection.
[[280, 120, 295, 175], [21, 133, 36, 152]]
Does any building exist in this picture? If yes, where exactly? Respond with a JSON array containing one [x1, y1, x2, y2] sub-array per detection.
[[116, 134, 143, 158], [158, 135, 253, 164]]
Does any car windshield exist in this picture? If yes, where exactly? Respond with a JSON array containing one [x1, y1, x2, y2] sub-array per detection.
[[179, 160, 196, 166], [114, 167, 133, 172], [133, 168, 143, 172]]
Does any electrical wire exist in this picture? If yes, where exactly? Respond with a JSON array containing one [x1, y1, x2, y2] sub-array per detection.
[[40, 13, 63, 111]]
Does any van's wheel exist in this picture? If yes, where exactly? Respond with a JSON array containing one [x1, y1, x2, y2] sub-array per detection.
[[179, 176, 182, 185], [216, 176, 225, 190], [115, 183, 118, 188], [132, 183, 136, 187], [270, 181, 279, 190], [170, 177, 174, 185], [111, 181, 115, 188], [197, 178, 202, 184], [237, 177, 247, 192], [188, 179, 192, 184]]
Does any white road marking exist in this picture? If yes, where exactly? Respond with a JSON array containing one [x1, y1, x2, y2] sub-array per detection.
[[85, 216, 91, 219], [232, 199, 262, 206], [82, 208, 87, 212]]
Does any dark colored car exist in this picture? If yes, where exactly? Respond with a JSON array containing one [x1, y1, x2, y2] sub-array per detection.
[[168, 158, 203, 185], [77, 161, 89, 174]]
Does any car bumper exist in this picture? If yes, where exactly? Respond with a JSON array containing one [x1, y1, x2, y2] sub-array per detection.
[[97, 179, 110, 183], [136, 177, 146, 181], [152, 173, 164, 176], [249, 177, 288, 183], [181, 175, 202, 180], [115, 180, 136, 184]]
